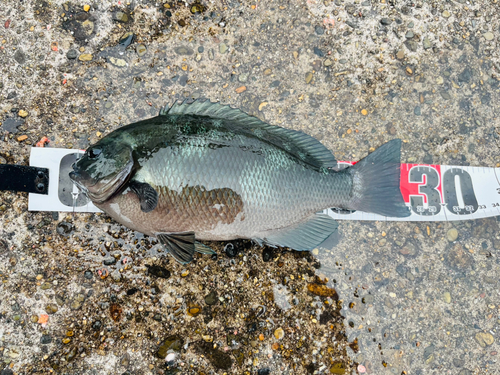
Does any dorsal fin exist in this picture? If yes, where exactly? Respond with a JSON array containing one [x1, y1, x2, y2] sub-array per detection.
[[159, 99, 337, 169]]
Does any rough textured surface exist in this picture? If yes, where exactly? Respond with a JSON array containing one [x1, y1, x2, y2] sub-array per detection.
[[1, 0, 500, 374]]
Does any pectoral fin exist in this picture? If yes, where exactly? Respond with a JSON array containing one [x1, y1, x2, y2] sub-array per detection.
[[156, 232, 195, 264], [129, 181, 158, 213], [259, 214, 338, 251]]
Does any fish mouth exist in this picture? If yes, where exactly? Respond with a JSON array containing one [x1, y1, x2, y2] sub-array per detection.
[[69, 160, 134, 204]]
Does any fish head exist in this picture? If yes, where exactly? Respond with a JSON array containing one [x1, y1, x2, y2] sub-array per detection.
[[69, 138, 134, 204]]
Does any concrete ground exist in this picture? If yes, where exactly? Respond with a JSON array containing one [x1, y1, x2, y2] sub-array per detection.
[[0, 0, 499, 374]]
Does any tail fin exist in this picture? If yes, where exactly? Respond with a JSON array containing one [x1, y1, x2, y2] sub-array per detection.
[[347, 139, 410, 217]]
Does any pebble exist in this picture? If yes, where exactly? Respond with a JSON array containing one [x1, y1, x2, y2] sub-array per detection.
[[187, 304, 201, 317], [114, 11, 128, 23], [324, 59, 333, 67], [83, 4, 90, 12], [274, 327, 284, 340], [157, 335, 183, 359], [442, 291, 451, 303], [380, 18, 392, 25], [475, 332, 495, 347], [174, 46, 194, 55], [109, 57, 127, 67], [181, 269, 189, 277], [14, 50, 26, 65], [45, 304, 58, 314], [446, 228, 458, 242], [66, 49, 78, 59], [78, 53, 93, 61], [111, 270, 121, 282], [18, 109, 28, 118], [442, 10, 451, 18], [405, 30, 414, 39], [305, 72, 313, 84], [484, 32, 494, 41], [423, 37, 431, 50], [446, 243, 472, 270], [40, 334, 52, 344], [30, 315, 39, 323], [136, 44, 147, 57], [414, 106, 421, 116], [361, 109, 368, 116], [204, 291, 218, 305], [235, 86, 246, 94], [119, 32, 135, 47], [17, 135, 28, 142], [307, 283, 338, 298], [315, 25, 324, 35], [396, 50, 405, 59], [219, 43, 228, 54]]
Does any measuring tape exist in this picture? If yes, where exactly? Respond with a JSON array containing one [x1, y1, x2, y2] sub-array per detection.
[[23, 148, 500, 221], [327, 162, 500, 221]]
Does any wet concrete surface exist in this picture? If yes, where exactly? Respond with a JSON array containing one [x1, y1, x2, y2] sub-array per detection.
[[1, 0, 499, 374]]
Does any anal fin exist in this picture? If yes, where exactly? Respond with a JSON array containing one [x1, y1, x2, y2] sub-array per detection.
[[156, 232, 195, 264], [259, 213, 338, 251]]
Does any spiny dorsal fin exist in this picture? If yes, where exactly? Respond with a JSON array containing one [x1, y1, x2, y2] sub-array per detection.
[[159, 99, 336, 169]]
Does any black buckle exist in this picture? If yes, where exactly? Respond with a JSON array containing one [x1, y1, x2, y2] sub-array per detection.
[[0, 165, 49, 195]]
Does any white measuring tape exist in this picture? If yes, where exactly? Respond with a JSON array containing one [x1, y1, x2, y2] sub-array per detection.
[[28, 148, 500, 221]]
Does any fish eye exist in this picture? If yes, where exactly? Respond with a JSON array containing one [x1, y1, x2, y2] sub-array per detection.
[[88, 147, 102, 159]]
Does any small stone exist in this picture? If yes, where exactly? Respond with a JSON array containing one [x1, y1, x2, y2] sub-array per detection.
[[442, 10, 451, 18], [442, 292, 451, 303], [136, 44, 147, 57], [14, 50, 26, 65], [219, 43, 228, 54], [405, 30, 414, 39], [380, 18, 392, 25], [66, 49, 78, 59], [18, 109, 28, 118], [475, 332, 495, 347], [114, 11, 128, 23], [307, 283, 338, 298], [263, 68, 272, 75], [81, 19, 94, 35], [446, 243, 472, 270], [305, 72, 313, 84], [274, 328, 284, 340], [187, 304, 201, 317], [484, 32, 494, 41], [204, 291, 217, 305], [423, 37, 431, 50], [62, 338, 71, 344], [436, 76, 444, 84], [40, 334, 52, 344], [414, 106, 421, 116], [202, 334, 213, 342], [315, 25, 324, 35], [330, 362, 346, 374], [17, 135, 28, 142], [447, 228, 458, 242], [78, 53, 93, 61], [235, 86, 246, 94], [111, 270, 121, 282], [324, 59, 333, 67], [41, 282, 52, 290], [45, 303, 58, 314], [157, 335, 183, 359], [119, 32, 135, 47], [361, 109, 368, 116], [109, 57, 127, 67], [30, 315, 39, 323], [83, 4, 90, 12], [174, 46, 194, 55], [181, 269, 189, 277], [396, 50, 405, 59]]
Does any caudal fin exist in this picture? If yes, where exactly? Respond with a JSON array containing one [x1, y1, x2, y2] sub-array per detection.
[[348, 139, 410, 217]]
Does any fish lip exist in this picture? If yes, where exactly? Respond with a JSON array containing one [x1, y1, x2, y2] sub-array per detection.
[[84, 158, 134, 204], [69, 170, 89, 194]]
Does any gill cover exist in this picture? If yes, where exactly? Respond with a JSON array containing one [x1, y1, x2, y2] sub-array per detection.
[[70, 140, 134, 204]]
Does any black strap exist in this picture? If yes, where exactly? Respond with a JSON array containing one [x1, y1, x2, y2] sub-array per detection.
[[0, 165, 49, 195]]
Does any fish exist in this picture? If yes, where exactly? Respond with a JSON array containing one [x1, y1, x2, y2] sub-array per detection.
[[69, 100, 410, 264]]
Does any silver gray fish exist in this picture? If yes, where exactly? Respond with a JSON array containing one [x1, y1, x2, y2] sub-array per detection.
[[70, 100, 410, 263]]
